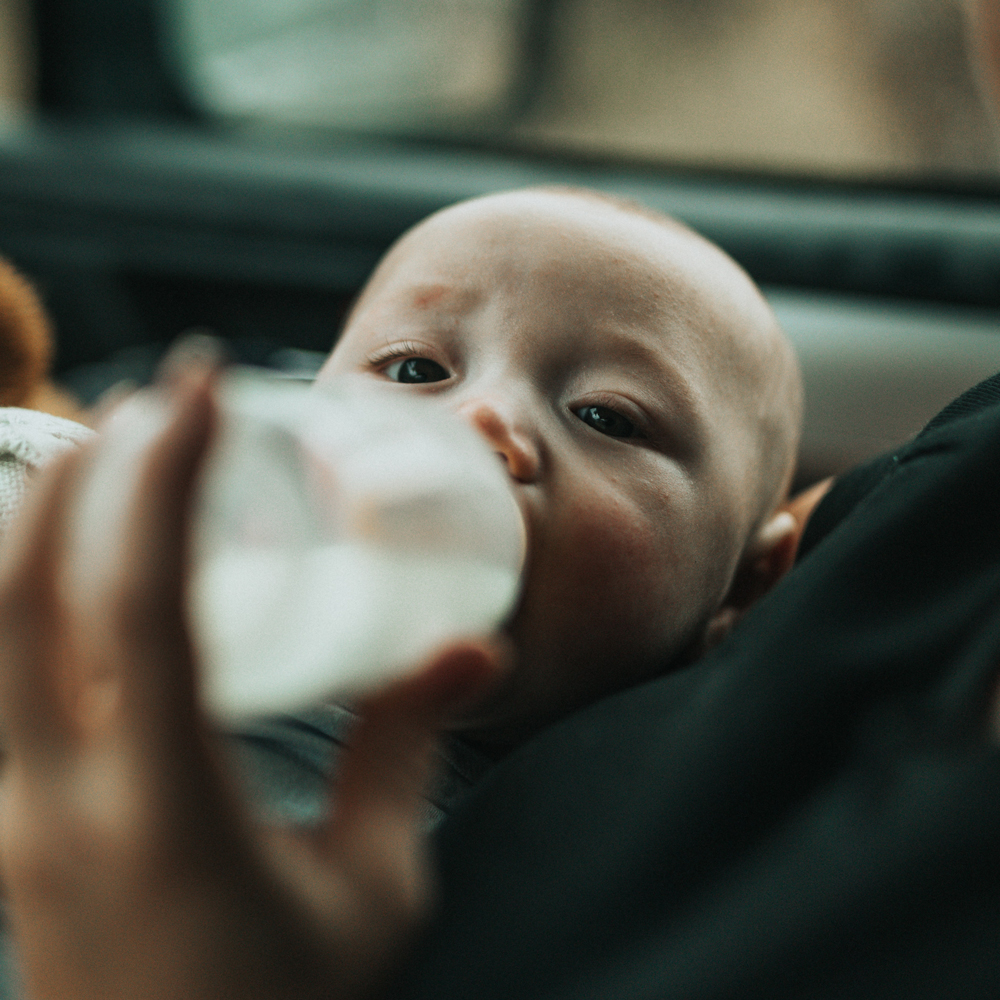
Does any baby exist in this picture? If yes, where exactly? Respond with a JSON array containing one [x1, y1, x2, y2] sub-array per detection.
[[0, 184, 803, 754], [314, 186, 803, 751], [0, 186, 803, 811]]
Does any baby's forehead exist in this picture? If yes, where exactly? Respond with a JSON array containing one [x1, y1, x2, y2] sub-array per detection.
[[383, 193, 725, 312], [420, 191, 696, 262], [353, 190, 778, 380]]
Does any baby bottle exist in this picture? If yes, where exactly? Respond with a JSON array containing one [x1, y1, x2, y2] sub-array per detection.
[[71, 369, 526, 723]]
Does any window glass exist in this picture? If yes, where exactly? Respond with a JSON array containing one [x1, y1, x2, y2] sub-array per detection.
[[165, 0, 998, 182], [0, 0, 32, 113], [166, 0, 527, 131]]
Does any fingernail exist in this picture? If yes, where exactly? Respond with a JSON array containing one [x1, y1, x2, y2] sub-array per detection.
[[90, 379, 138, 428], [157, 332, 227, 386]]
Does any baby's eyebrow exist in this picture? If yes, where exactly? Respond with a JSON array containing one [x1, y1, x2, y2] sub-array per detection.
[[594, 328, 705, 452]]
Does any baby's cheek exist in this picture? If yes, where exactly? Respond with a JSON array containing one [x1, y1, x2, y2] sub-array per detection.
[[502, 488, 711, 719], [554, 494, 683, 633]]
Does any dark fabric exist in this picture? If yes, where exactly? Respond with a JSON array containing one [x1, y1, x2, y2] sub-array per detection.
[[920, 370, 1000, 437], [796, 449, 897, 561], [388, 374, 1000, 1000], [798, 369, 1000, 561], [227, 704, 493, 830]]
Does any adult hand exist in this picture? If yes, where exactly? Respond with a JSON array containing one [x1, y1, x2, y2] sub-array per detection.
[[0, 362, 503, 1000]]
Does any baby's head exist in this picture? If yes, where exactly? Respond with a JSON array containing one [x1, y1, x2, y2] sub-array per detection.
[[318, 187, 802, 747]]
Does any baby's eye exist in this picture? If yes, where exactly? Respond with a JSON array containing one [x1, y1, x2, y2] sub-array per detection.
[[383, 357, 449, 383], [575, 405, 638, 439]]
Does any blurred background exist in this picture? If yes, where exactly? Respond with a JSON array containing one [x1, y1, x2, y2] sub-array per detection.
[[0, 0, 1000, 483], [0, 0, 993, 181]]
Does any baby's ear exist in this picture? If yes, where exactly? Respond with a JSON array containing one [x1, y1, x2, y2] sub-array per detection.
[[701, 478, 834, 652]]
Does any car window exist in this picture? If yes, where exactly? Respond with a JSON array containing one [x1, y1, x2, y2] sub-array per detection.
[[163, 0, 998, 183], [1, 0, 999, 488], [0, 0, 32, 114], [165, 0, 526, 133]]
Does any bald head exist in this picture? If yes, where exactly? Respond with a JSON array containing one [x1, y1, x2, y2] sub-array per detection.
[[350, 187, 801, 534], [546, 187, 802, 530], [323, 187, 803, 740]]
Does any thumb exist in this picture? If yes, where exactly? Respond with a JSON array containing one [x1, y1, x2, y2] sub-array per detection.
[[299, 640, 503, 980], [331, 639, 503, 852]]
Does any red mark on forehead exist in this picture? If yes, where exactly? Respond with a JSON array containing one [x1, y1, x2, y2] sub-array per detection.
[[412, 284, 449, 309]]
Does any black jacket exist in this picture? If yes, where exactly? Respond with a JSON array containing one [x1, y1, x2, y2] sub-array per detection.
[[390, 373, 1000, 1000]]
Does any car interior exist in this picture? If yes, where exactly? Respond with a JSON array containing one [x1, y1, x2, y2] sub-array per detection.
[[3, 0, 1000, 494], [0, 2, 999, 995]]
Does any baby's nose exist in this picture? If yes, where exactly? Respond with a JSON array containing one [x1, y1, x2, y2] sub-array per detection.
[[456, 400, 540, 484]]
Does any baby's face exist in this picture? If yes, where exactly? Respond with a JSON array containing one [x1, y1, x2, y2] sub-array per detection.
[[319, 190, 786, 745]]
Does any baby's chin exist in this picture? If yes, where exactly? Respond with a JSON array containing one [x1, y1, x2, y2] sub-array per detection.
[[456, 616, 719, 753], [445, 647, 608, 755], [444, 650, 565, 755]]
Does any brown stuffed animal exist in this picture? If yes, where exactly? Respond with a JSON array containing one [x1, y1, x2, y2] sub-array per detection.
[[0, 257, 87, 423]]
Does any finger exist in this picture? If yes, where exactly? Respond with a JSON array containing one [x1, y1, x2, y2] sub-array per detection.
[[336, 639, 505, 820], [111, 362, 219, 743], [273, 640, 505, 976], [63, 360, 219, 784], [322, 640, 506, 888], [0, 446, 85, 757]]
